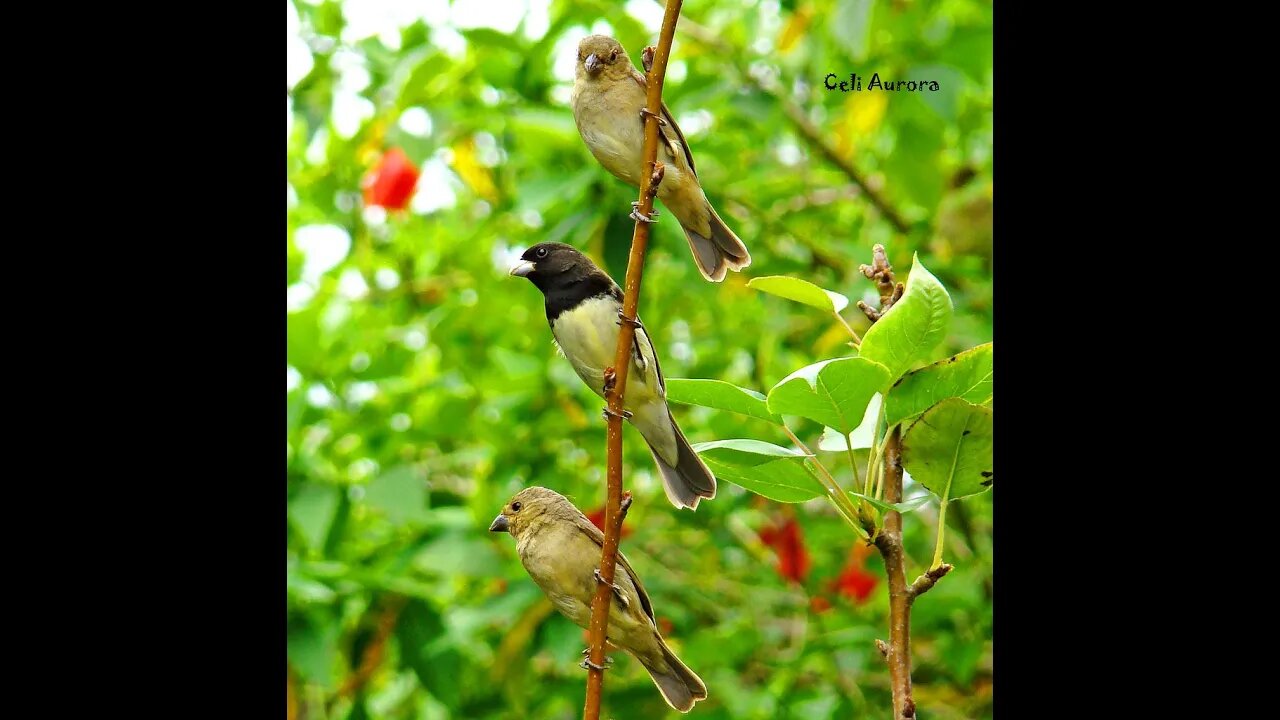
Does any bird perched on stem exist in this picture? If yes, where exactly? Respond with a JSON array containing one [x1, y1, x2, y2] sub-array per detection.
[[510, 242, 716, 510], [489, 486, 708, 712], [571, 34, 751, 283]]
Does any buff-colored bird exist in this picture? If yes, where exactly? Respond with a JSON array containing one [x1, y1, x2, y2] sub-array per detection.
[[489, 486, 708, 713], [571, 34, 751, 283]]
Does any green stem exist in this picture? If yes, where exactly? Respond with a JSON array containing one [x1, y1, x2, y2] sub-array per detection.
[[834, 311, 862, 346], [784, 425, 868, 540], [931, 499, 949, 570], [846, 444, 861, 491]]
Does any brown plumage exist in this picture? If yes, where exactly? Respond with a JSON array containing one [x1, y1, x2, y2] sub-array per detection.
[[489, 487, 708, 712], [570, 34, 751, 283]]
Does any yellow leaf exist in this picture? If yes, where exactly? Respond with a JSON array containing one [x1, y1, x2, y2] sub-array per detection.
[[835, 91, 889, 158], [778, 5, 814, 54], [450, 137, 499, 203]]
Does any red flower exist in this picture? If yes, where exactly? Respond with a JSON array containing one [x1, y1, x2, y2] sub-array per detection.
[[584, 493, 633, 539], [830, 543, 879, 604], [810, 596, 833, 613], [362, 148, 420, 210], [758, 517, 810, 584]]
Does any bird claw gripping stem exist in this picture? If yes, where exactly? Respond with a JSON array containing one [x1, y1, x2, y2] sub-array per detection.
[[629, 204, 660, 221], [629, 200, 659, 216], [579, 650, 614, 671], [602, 366, 617, 396], [615, 310, 644, 330], [594, 569, 630, 609], [638, 107, 667, 126], [601, 407, 633, 421]]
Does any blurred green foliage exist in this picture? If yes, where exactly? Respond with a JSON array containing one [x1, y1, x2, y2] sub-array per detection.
[[286, 1, 993, 718]]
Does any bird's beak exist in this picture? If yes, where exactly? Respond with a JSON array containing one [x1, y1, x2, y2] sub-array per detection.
[[509, 260, 535, 277], [489, 514, 510, 533], [584, 53, 600, 73]]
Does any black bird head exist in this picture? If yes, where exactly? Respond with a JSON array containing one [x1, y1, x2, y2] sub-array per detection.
[[509, 242, 599, 293]]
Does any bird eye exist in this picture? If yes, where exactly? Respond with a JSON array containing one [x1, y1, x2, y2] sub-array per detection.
[[610, 49, 619, 62], [535, 247, 548, 259], [511, 501, 522, 512]]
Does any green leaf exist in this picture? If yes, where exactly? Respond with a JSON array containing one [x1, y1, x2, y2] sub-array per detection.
[[859, 254, 953, 380], [747, 276, 849, 313], [693, 439, 810, 466], [848, 491, 932, 515], [767, 357, 892, 434], [694, 440, 825, 503], [396, 599, 461, 707], [289, 484, 340, 551], [364, 465, 430, 526], [886, 343, 993, 427], [818, 393, 882, 451], [832, 0, 876, 61], [666, 379, 780, 423], [902, 398, 994, 502]]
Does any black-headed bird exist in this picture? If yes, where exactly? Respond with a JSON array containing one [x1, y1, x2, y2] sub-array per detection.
[[489, 486, 708, 712], [510, 242, 716, 510], [571, 34, 751, 283]]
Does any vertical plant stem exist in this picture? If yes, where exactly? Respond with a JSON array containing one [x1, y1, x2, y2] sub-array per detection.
[[782, 425, 867, 539], [582, 3, 683, 719], [931, 499, 949, 570], [873, 426, 916, 719]]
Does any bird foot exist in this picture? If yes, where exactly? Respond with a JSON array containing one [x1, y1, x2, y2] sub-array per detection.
[[629, 206, 658, 224], [639, 107, 667, 126], [602, 366, 617, 396], [629, 201, 659, 216], [594, 569, 630, 609], [615, 310, 644, 330], [579, 652, 613, 671], [602, 406, 632, 421]]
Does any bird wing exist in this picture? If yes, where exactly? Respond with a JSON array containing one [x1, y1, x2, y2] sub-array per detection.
[[630, 68, 697, 178], [608, 284, 664, 395], [573, 510, 657, 627]]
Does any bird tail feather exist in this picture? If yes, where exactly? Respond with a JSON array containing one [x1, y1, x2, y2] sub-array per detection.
[[645, 413, 716, 510], [638, 636, 708, 713], [681, 203, 751, 283]]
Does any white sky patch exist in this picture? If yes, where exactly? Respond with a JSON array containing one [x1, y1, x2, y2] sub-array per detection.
[[624, 0, 663, 29], [391, 413, 412, 432], [375, 267, 401, 290], [287, 283, 316, 311], [551, 32, 581, 83], [362, 205, 387, 226], [776, 139, 803, 166], [345, 380, 379, 405], [305, 128, 329, 164], [294, 224, 352, 284], [452, 0, 521, 33], [666, 60, 687, 83], [397, 106, 433, 137], [480, 86, 501, 106], [341, 0, 450, 46], [523, 0, 551, 40], [589, 20, 615, 37], [337, 268, 370, 300], [676, 110, 713, 137], [492, 241, 525, 276], [287, 95, 294, 138], [411, 155, 460, 215], [307, 384, 336, 408], [331, 49, 375, 138], [287, 365, 303, 392], [402, 328, 428, 351], [286, 1, 313, 90]]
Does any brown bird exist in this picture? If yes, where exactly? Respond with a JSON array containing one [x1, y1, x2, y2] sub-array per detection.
[[489, 486, 708, 713], [571, 34, 751, 283]]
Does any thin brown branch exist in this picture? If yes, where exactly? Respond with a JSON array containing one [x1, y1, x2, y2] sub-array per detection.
[[872, 426, 915, 719], [582, 3, 682, 719], [327, 595, 407, 712], [908, 563, 954, 602]]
